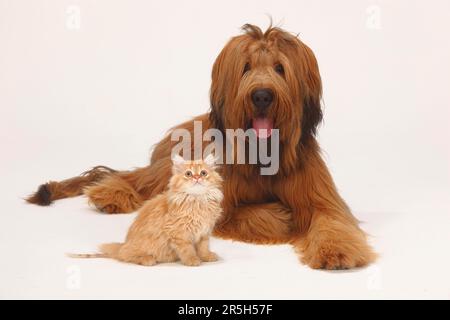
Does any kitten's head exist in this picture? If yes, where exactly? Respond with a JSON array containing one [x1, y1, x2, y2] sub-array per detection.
[[169, 154, 223, 196]]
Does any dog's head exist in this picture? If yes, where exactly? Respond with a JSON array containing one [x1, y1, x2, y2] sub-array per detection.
[[209, 24, 323, 156]]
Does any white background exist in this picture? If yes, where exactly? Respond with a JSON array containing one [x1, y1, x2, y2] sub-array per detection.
[[1, 0, 449, 299]]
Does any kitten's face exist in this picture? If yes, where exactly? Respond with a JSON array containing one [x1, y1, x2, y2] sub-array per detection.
[[170, 155, 222, 195]]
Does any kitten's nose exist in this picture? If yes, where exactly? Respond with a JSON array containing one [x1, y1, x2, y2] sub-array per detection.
[[193, 175, 201, 182]]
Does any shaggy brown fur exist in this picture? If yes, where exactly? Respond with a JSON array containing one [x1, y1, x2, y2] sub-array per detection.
[[27, 24, 376, 269]]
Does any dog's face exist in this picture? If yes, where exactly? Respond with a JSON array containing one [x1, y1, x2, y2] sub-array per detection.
[[210, 24, 323, 150]]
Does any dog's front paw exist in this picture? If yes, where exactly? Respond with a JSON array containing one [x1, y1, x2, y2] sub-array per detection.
[[301, 240, 375, 270]]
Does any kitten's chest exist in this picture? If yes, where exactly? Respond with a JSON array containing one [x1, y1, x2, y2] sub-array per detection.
[[169, 200, 222, 238], [191, 201, 221, 230]]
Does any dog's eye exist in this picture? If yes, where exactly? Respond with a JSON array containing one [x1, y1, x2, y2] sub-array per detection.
[[275, 64, 284, 75], [243, 63, 250, 75]]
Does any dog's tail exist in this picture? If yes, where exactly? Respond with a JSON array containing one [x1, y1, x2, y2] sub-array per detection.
[[26, 166, 117, 206], [67, 242, 123, 260]]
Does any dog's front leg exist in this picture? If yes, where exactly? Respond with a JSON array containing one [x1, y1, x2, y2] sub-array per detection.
[[293, 208, 376, 269], [274, 158, 376, 269]]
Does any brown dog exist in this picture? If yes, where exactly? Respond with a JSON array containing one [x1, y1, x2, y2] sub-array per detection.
[[28, 24, 376, 269]]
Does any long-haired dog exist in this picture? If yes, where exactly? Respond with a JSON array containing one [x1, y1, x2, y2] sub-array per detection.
[[28, 24, 376, 269]]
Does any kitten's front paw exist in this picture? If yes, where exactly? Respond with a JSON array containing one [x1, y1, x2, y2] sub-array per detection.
[[136, 256, 157, 266], [199, 252, 219, 262], [182, 256, 201, 267]]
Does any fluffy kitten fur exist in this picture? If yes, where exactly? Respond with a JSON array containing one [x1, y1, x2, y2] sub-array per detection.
[[69, 154, 223, 266]]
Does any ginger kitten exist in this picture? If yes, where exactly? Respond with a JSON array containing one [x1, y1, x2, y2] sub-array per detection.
[[69, 154, 223, 266]]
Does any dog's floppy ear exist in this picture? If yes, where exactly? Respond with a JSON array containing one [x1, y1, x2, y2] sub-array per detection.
[[209, 46, 226, 131], [272, 29, 323, 144], [278, 36, 323, 144], [209, 98, 224, 132], [297, 42, 323, 144], [209, 34, 248, 132]]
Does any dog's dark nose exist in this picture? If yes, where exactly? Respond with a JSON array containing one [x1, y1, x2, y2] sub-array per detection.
[[251, 89, 273, 110]]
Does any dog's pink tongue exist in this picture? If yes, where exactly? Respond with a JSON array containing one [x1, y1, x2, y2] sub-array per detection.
[[252, 118, 273, 138]]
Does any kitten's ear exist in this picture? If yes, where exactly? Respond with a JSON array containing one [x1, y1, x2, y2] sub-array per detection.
[[204, 153, 218, 168], [172, 154, 185, 165], [172, 154, 186, 174]]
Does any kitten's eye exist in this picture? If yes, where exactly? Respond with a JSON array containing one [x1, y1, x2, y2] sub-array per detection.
[[275, 63, 284, 75], [200, 170, 208, 177], [185, 171, 193, 178], [243, 63, 250, 75]]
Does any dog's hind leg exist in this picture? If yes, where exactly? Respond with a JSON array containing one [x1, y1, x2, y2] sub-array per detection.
[[27, 158, 172, 214], [85, 158, 172, 214], [84, 173, 143, 214]]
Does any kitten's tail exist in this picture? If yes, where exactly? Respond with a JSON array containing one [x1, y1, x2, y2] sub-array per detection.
[[67, 242, 123, 259]]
